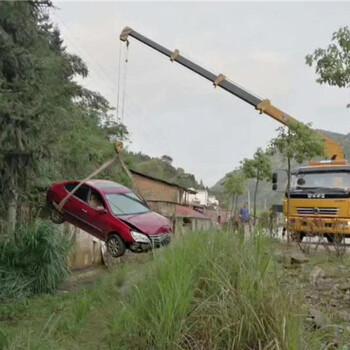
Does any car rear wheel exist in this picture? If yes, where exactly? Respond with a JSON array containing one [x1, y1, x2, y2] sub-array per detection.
[[107, 234, 126, 258], [49, 202, 65, 224]]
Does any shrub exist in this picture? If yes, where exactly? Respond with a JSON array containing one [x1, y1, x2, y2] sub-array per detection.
[[0, 220, 72, 300], [259, 210, 271, 229]]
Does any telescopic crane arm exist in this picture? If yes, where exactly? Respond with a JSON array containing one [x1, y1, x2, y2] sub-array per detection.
[[120, 27, 344, 160]]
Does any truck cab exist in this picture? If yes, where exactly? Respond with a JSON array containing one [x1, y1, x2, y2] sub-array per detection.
[[281, 160, 350, 242]]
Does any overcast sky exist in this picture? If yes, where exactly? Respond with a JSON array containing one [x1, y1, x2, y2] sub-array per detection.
[[52, 1, 350, 186]]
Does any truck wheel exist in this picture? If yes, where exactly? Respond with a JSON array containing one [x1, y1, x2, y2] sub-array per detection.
[[326, 234, 344, 244], [334, 234, 345, 244], [107, 234, 126, 258], [325, 234, 334, 243], [49, 202, 65, 224], [291, 232, 304, 242]]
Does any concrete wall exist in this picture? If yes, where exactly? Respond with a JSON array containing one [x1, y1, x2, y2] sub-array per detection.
[[203, 207, 232, 225], [148, 201, 212, 235], [133, 173, 180, 203], [60, 223, 103, 270]]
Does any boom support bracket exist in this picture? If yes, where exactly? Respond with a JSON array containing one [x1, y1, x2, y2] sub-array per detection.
[[170, 49, 180, 62], [213, 74, 226, 87], [120, 27, 133, 42], [256, 99, 271, 114]]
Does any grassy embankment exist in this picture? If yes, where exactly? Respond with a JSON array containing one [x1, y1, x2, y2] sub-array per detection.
[[0, 230, 345, 349]]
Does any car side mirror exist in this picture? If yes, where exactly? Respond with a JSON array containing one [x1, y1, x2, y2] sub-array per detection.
[[97, 206, 107, 214], [272, 183, 277, 191]]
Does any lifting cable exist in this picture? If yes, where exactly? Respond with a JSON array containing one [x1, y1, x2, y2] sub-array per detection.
[[121, 41, 129, 122], [116, 41, 129, 123], [116, 42, 123, 120]]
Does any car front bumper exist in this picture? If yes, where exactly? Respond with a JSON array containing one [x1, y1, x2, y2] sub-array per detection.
[[129, 233, 172, 253], [149, 233, 171, 248], [129, 241, 152, 253]]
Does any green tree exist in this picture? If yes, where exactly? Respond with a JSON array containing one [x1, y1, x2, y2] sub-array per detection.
[[269, 122, 325, 241], [223, 172, 246, 214], [306, 26, 350, 107], [0, 1, 128, 228], [241, 148, 271, 225], [161, 155, 173, 164], [0, 1, 57, 229], [198, 179, 205, 190]]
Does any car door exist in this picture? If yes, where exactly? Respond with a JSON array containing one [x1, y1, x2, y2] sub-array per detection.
[[82, 187, 110, 240], [62, 183, 95, 234]]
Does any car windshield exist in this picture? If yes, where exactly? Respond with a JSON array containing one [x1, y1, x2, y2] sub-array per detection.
[[105, 192, 150, 216], [291, 171, 350, 190]]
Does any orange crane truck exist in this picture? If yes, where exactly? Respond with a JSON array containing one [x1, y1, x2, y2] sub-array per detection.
[[120, 27, 350, 243]]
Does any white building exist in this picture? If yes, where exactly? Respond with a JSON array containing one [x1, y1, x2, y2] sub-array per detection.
[[188, 189, 219, 208], [208, 195, 219, 208]]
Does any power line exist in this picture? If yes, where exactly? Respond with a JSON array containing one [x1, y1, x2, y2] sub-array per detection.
[[53, 12, 117, 100]]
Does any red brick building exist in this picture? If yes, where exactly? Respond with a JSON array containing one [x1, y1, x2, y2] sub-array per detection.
[[130, 169, 195, 204], [130, 169, 212, 234]]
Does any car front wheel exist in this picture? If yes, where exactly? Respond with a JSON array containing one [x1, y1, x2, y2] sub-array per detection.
[[107, 234, 126, 258]]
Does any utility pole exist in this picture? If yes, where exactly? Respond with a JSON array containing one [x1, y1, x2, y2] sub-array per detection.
[[247, 189, 250, 211]]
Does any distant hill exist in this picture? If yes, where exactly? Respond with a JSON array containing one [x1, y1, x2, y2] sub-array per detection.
[[124, 151, 205, 190], [210, 129, 350, 212]]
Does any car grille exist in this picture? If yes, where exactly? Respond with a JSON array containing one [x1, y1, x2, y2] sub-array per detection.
[[297, 207, 339, 215], [149, 233, 171, 247]]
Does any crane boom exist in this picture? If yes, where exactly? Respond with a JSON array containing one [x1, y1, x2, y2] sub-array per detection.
[[120, 27, 345, 160]]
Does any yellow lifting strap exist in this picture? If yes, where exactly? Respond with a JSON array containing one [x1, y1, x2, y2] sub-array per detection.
[[213, 74, 226, 87], [55, 141, 148, 213], [170, 49, 180, 62]]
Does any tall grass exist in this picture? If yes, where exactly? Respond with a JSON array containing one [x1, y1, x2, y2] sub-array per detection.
[[0, 220, 72, 300], [108, 232, 305, 350], [1, 230, 333, 349]]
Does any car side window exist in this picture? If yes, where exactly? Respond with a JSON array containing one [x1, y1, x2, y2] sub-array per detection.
[[88, 188, 106, 209], [64, 183, 90, 202]]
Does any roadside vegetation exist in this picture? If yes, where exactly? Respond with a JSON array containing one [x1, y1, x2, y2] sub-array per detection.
[[2, 231, 349, 350], [0, 1, 204, 305], [0, 220, 71, 300]]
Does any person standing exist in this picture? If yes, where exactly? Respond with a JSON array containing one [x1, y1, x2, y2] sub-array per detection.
[[240, 202, 251, 236]]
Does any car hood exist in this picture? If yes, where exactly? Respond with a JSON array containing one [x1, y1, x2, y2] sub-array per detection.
[[120, 211, 170, 235]]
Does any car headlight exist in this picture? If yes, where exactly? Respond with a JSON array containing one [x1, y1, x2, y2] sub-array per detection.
[[130, 230, 151, 243]]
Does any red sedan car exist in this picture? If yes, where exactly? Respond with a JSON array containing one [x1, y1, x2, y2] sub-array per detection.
[[47, 180, 172, 257]]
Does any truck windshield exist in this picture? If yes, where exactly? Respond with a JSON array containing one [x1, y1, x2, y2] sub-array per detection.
[[291, 171, 350, 190], [105, 192, 150, 216]]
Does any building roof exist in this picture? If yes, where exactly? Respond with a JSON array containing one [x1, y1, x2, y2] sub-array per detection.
[[175, 204, 211, 220], [130, 169, 197, 194]]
